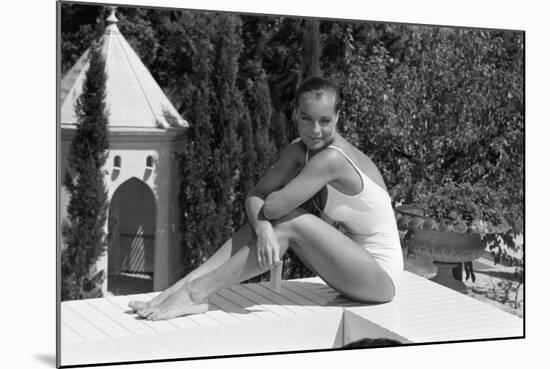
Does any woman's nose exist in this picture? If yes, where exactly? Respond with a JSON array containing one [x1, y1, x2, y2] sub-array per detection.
[[311, 121, 321, 134]]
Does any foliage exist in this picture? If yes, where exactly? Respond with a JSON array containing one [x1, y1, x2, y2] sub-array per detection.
[[331, 25, 524, 266], [414, 181, 516, 232], [336, 26, 523, 203], [61, 40, 110, 301], [60, 4, 103, 74]]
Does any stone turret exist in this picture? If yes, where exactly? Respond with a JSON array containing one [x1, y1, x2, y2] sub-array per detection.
[[60, 7, 189, 295]]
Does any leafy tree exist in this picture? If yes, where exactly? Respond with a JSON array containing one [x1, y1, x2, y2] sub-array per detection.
[[61, 40, 110, 301], [60, 4, 104, 74], [115, 7, 160, 67], [335, 25, 524, 270]]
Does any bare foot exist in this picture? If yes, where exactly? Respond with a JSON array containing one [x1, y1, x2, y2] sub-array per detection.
[[128, 278, 190, 311], [128, 295, 162, 311], [138, 287, 208, 321], [128, 300, 149, 311]]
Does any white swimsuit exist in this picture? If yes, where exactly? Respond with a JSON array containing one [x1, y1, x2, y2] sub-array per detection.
[[305, 144, 404, 286]]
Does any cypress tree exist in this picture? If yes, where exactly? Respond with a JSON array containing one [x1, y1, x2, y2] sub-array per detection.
[[302, 19, 322, 79], [61, 40, 110, 301], [177, 13, 218, 272], [209, 14, 245, 246]]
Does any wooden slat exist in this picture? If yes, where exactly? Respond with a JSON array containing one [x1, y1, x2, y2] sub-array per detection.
[[419, 325, 522, 342], [251, 283, 313, 314], [181, 310, 221, 327], [229, 284, 295, 316], [395, 305, 516, 327], [298, 283, 341, 302], [164, 316, 202, 329], [61, 322, 85, 343], [346, 271, 523, 343], [275, 284, 324, 312], [208, 293, 257, 321], [64, 299, 134, 338], [283, 281, 330, 306], [288, 279, 360, 307], [61, 304, 110, 340], [61, 309, 345, 366], [86, 298, 157, 335], [400, 315, 521, 339], [216, 288, 276, 320], [199, 301, 241, 324]]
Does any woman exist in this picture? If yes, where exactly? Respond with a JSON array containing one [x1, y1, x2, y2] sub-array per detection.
[[129, 77, 403, 321]]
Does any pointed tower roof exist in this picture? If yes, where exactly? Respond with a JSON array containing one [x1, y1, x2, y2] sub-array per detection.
[[60, 7, 188, 132]]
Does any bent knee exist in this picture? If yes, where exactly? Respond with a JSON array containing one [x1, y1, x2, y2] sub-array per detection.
[[271, 207, 315, 236], [346, 287, 394, 304], [341, 274, 396, 304]]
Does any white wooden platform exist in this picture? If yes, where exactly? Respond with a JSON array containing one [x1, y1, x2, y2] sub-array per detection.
[[59, 271, 523, 367]]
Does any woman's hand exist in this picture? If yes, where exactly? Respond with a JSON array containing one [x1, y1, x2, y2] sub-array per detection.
[[254, 221, 283, 270]]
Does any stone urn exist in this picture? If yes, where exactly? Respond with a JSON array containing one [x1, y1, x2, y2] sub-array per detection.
[[395, 204, 485, 292]]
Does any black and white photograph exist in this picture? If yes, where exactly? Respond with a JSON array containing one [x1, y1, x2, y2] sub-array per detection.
[[54, 0, 528, 367], [8, 0, 550, 368]]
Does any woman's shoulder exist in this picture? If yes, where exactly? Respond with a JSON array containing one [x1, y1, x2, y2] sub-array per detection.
[[324, 136, 359, 160], [288, 138, 307, 155], [325, 137, 387, 188], [279, 137, 307, 166]]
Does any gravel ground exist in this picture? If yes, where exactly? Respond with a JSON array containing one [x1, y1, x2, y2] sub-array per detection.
[[464, 258, 523, 318]]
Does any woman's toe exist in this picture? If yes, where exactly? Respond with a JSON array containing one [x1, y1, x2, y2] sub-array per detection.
[[129, 300, 148, 311], [148, 309, 168, 321], [138, 307, 155, 318]]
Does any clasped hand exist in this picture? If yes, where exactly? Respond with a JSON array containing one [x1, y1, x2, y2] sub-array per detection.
[[255, 222, 283, 270]]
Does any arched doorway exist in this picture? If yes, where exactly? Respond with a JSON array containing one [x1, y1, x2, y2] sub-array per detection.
[[107, 178, 156, 295]]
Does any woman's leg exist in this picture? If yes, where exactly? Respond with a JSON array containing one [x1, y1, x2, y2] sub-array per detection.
[[128, 223, 254, 310], [138, 218, 294, 320], [129, 222, 256, 311], [286, 211, 395, 302], [141, 207, 394, 320]]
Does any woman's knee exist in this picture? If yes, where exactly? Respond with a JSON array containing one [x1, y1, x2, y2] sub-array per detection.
[[271, 207, 314, 238], [347, 276, 395, 304]]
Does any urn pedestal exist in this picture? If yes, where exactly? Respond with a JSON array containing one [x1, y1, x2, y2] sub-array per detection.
[[408, 227, 483, 292], [396, 205, 485, 293]]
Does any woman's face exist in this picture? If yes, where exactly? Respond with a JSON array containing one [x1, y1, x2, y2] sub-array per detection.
[[295, 91, 339, 153]]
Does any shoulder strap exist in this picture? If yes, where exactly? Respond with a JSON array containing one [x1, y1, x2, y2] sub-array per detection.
[[326, 145, 363, 174], [327, 145, 391, 197]]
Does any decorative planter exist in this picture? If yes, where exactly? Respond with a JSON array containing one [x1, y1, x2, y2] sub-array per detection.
[[408, 227, 482, 292], [396, 205, 485, 292]]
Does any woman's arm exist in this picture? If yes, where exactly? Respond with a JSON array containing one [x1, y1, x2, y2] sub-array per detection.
[[262, 147, 344, 220], [245, 142, 303, 229], [245, 141, 303, 269]]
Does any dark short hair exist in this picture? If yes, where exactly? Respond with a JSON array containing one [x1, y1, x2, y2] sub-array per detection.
[[341, 337, 403, 349], [294, 76, 341, 113]]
